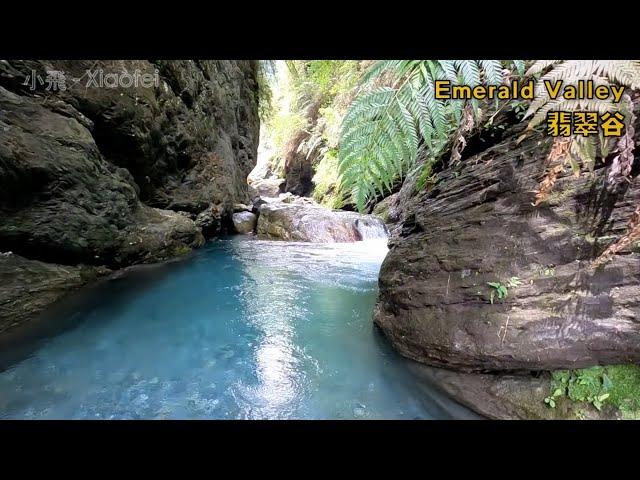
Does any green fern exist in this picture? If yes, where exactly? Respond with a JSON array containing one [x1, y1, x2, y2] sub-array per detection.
[[338, 60, 520, 211], [524, 60, 640, 175]]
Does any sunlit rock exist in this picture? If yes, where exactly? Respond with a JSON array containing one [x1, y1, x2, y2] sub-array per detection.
[[232, 211, 257, 234], [257, 198, 387, 243]]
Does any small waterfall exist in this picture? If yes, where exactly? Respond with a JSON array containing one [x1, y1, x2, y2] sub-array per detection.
[[354, 217, 388, 240]]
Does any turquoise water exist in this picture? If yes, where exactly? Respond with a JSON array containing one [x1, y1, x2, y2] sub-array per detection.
[[0, 237, 470, 419]]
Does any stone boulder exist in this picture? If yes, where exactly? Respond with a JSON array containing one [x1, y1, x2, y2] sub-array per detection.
[[372, 193, 400, 224], [249, 177, 285, 198], [0, 60, 259, 332], [257, 198, 387, 243], [232, 211, 257, 234], [374, 118, 640, 373]]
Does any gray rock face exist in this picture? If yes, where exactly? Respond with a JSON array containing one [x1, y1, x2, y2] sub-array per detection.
[[375, 119, 640, 373], [0, 85, 205, 268], [232, 211, 257, 234], [257, 198, 387, 243], [0, 60, 259, 237], [249, 177, 285, 198], [0, 253, 110, 333], [0, 60, 259, 329], [282, 100, 322, 196]]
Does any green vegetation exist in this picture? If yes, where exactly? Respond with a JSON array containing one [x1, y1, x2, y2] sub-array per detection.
[[547, 365, 640, 418], [523, 61, 640, 181], [261, 59, 638, 265], [338, 60, 525, 211], [258, 60, 366, 207], [257, 60, 276, 121], [487, 276, 522, 304], [312, 149, 342, 209]]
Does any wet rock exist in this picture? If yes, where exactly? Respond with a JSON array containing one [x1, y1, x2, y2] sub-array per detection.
[[195, 204, 225, 238], [352, 405, 367, 418], [0, 253, 109, 333], [117, 208, 205, 265], [232, 211, 257, 234], [372, 193, 400, 224], [279, 192, 297, 203], [257, 197, 387, 243], [233, 203, 251, 212], [0, 60, 259, 333], [375, 117, 640, 372]]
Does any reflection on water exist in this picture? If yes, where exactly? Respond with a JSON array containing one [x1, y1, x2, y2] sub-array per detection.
[[0, 237, 471, 419]]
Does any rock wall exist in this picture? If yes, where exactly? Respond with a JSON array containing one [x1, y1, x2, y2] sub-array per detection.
[[375, 114, 640, 417], [0, 60, 259, 326]]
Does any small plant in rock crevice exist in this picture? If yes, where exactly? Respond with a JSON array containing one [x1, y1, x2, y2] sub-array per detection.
[[544, 387, 564, 409], [487, 276, 522, 304]]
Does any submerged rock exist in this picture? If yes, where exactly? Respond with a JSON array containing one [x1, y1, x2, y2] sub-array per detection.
[[375, 115, 640, 375], [256, 197, 387, 243], [232, 211, 257, 234]]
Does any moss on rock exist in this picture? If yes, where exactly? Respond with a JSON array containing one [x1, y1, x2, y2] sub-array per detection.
[[549, 365, 640, 419]]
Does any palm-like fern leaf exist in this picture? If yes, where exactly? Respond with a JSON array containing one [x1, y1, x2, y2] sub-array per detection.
[[339, 59, 521, 211]]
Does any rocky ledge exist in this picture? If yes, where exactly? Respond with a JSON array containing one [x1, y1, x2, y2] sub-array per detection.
[[0, 252, 110, 334]]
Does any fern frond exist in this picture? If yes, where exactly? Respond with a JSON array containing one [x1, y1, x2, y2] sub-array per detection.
[[571, 135, 598, 173], [437, 60, 459, 83], [480, 60, 504, 85], [525, 61, 640, 125], [593, 60, 640, 90], [454, 60, 481, 87], [512, 60, 526, 75], [339, 59, 525, 211], [361, 60, 403, 84], [525, 73, 614, 120], [525, 60, 562, 77]]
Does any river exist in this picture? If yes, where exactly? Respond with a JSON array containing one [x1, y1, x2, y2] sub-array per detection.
[[0, 237, 475, 419]]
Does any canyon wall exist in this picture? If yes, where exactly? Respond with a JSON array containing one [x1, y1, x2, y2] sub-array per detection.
[[0, 60, 260, 331]]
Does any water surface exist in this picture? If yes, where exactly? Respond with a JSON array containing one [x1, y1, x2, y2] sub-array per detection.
[[0, 237, 473, 419]]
